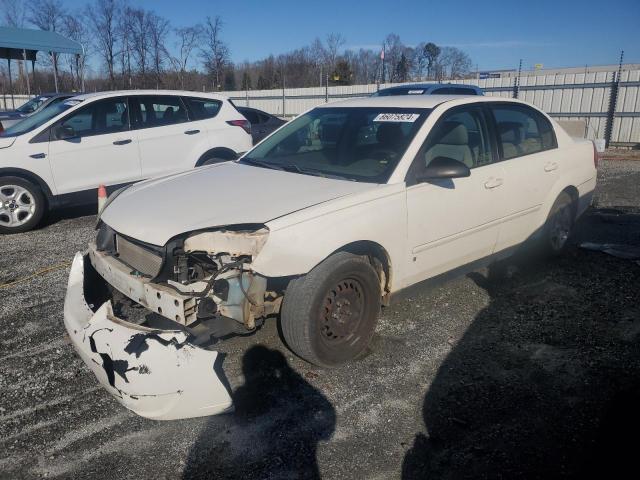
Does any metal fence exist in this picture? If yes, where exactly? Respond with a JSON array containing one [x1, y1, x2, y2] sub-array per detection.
[[224, 68, 640, 146], [3, 68, 638, 145]]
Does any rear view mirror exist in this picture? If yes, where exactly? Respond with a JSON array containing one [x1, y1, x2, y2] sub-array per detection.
[[53, 124, 76, 141], [415, 156, 471, 183]]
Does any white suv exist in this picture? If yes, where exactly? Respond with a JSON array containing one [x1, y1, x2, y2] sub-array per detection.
[[0, 90, 252, 233]]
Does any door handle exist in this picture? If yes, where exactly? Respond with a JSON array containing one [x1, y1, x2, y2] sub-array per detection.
[[544, 162, 558, 172], [484, 177, 504, 189], [184, 129, 200, 135], [29, 152, 46, 159], [113, 139, 132, 145]]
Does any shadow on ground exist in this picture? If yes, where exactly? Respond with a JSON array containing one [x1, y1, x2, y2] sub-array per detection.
[[402, 207, 640, 479], [182, 345, 336, 479]]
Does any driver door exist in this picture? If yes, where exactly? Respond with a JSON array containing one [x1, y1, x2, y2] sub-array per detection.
[[405, 105, 507, 286], [48, 96, 141, 194]]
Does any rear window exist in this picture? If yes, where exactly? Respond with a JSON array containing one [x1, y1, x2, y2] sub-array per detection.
[[183, 97, 222, 120]]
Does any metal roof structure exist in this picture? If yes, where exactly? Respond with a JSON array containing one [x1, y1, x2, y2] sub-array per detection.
[[0, 27, 85, 106], [0, 26, 83, 60]]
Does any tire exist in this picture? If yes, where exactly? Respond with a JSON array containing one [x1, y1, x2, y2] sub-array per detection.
[[0, 177, 46, 234], [541, 191, 575, 256], [280, 251, 381, 367]]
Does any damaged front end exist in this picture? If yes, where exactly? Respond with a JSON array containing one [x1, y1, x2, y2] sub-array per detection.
[[64, 224, 281, 420]]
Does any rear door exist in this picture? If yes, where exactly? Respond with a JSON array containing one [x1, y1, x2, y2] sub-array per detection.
[[131, 95, 194, 178], [48, 96, 141, 194], [489, 103, 559, 251], [405, 105, 507, 285]]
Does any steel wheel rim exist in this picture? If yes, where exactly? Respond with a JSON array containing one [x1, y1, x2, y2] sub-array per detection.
[[550, 205, 572, 251], [0, 185, 36, 227], [320, 278, 365, 346]]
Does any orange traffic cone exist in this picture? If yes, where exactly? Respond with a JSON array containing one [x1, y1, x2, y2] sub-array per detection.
[[98, 184, 107, 213]]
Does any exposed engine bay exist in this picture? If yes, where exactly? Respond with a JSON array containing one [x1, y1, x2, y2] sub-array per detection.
[[90, 222, 283, 344]]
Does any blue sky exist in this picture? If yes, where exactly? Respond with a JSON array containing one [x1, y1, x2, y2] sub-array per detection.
[[65, 0, 639, 71]]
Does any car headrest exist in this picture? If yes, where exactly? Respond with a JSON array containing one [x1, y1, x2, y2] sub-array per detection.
[[376, 122, 404, 147], [498, 121, 524, 143], [320, 122, 341, 143], [437, 121, 468, 145], [163, 107, 175, 120]]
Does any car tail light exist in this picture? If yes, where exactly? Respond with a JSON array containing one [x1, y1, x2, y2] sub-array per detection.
[[592, 141, 599, 169], [227, 119, 251, 135], [0, 122, 4, 133]]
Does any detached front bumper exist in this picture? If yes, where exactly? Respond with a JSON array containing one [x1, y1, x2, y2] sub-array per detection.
[[63, 252, 233, 420]]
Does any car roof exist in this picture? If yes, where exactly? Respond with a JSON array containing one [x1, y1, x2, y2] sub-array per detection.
[[316, 95, 531, 110], [384, 83, 479, 90], [69, 90, 228, 102]]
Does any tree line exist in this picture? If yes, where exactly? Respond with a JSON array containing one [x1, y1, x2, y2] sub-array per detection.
[[0, 0, 474, 95]]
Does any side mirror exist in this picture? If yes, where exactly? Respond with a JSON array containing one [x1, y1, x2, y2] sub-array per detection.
[[53, 124, 76, 140], [415, 156, 471, 183]]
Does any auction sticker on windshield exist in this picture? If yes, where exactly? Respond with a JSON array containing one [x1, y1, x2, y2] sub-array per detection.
[[374, 113, 420, 122]]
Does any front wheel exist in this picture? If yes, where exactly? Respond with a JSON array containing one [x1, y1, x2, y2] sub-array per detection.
[[0, 177, 46, 234], [280, 252, 381, 367]]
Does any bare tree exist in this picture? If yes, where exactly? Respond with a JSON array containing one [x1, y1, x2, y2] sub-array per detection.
[[61, 13, 90, 90], [148, 12, 170, 88], [85, 0, 120, 88], [383, 33, 403, 82], [325, 33, 345, 69], [28, 0, 66, 89], [200, 16, 229, 90], [438, 46, 472, 79], [423, 42, 441, 79], [170, 25, 202, 89], [129, 7, 150, 86], [1, 0, 27, 27], [118, 5, 133, 88]]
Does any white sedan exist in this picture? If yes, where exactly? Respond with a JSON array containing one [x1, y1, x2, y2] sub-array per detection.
[[64, 95, 597, 420]]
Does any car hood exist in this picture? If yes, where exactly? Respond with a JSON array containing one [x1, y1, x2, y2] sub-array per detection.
[[101, 162, 377, 246], [0, 136, 17, 149]]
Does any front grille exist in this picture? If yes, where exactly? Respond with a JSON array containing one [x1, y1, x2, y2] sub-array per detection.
[[115, 235, 163, 277]]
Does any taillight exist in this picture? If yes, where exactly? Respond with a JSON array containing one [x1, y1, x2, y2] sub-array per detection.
[[227, 119, 251, 135], [592, 141, 599, 169], [0, 122, 4, 133]]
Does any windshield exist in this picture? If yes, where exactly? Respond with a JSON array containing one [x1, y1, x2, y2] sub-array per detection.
[[239, 107, 430, 183], [1, 99, 80, 137], [16, 95, 49, 114]]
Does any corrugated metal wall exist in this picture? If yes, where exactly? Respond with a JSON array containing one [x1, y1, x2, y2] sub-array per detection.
[[3, 68, 638, 144], [224, 69, 640, 144]]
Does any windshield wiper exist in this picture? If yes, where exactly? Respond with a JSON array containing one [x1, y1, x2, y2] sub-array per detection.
[[238, 158, 282, 171], [240, 158, 352, 181]]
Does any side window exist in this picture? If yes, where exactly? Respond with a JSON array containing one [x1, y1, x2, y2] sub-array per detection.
[[410, 107, 493, 178], [240, 109, 260, 124], [182, 97, 222, 121], [492, 104, 556, 160], [55, 97, 129, 138], [132, 96, 188, 129], [453, 88, 477, 95], [258, 112, 272, 123]]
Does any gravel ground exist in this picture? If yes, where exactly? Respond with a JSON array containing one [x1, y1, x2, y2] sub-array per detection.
[[1, 159, 639, 480]]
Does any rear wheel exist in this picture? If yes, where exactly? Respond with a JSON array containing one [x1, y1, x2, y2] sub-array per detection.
[[280, 252, 381, 367], [0, 177, 45, 234], [197, 151, 237, 167], [542, 191, 575, 256]]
